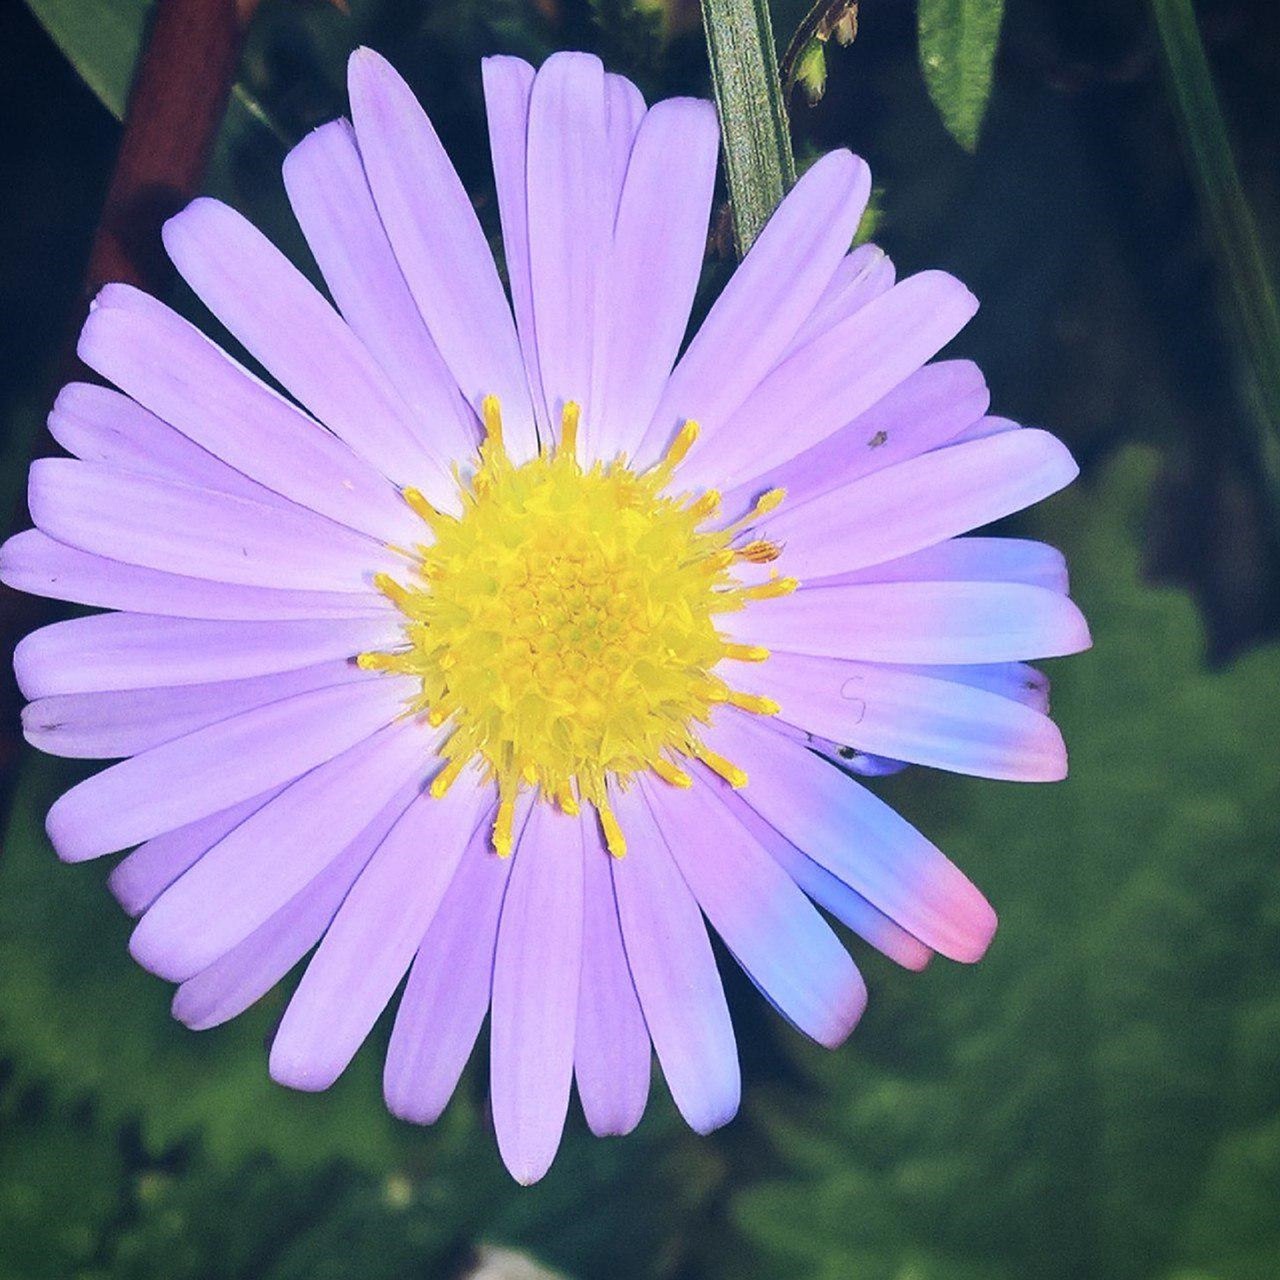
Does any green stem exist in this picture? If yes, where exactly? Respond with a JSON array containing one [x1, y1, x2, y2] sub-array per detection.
[[1151, 0, 1280, 508], [700, 0, 796, 256]]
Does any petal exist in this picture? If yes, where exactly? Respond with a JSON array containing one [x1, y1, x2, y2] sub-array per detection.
[[595, 97, 719, 459], [949, 414, 1020, 444], [732, 652, 1068, 781], [722, 360, 989, 516], [28, 459, 401, 591], [817, 537, 1070, 594], [726, 580, 1092, 664], [760, 430, 1078, 581], [47, 382, 294, 508], [270, 770, 488, 1090], [574, 815, 650, 1137], [908, 660, 1051, 712], [172, 784, 413, 1029], [108, 786, 286, 916], [128, 716, 438, 980], [715, 787, 932, 970], [76, 283, 420, 544], [781, 243, 897, 357], [702, 710, 996, 962], [23, 660, 375, 759], [638, 150, 871, 468], [523, 52, 610, 451], [348, 48, 536, 461], [0, 530, 391, 622], [491, 800, 584, 1184], [283, 120, 478, 465], [603, 72, 646, 208], [482, 53, 544, 431], [15, 614, 397, 698], [610, 783, 739, 1133], [642, 775, 866, 1048], [163, 198, 456, 504], [687, 270, 979, 492], [45, 676, 417, 862], [383, 801, 517, 1125]]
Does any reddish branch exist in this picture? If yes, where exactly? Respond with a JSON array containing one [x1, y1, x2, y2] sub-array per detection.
[[0, 0, 248, 789]]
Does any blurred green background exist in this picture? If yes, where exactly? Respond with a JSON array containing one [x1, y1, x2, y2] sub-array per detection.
[[1, 0, 1279, 1276]]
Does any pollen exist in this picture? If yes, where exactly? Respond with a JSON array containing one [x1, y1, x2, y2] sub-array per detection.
[[362, 399, 787, 857]]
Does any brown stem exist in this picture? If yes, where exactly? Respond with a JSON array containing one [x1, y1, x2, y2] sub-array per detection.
[[0, 0, 249, 793]]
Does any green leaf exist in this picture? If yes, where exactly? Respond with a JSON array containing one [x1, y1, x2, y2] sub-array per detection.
[[699, 0, 796, 255], [917, 0, 1004, 152], [22, 0, 149, 120], [723, 448, 1280, 1279], [1150, 0, 1280, 521]]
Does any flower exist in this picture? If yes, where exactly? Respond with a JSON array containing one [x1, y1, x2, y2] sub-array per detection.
[[0, 48, 1090, 1184]]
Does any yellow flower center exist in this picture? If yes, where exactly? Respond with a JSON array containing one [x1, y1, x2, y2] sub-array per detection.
[[359, 397, 794, 857]]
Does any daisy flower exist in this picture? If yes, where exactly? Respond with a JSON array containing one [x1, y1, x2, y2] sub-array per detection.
[[1, 48, 1090, 1183]]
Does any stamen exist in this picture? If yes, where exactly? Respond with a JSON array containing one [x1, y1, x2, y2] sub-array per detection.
[[556, 784, 580, 816], [481, 394, 504, 448], [726, 691, 781, 715], [723, 643, 771, 663], [430, 755, 467, 798], [690, 489, 721, 519], [651, 420, 699, 480], [736, 576, 799, 601], [697, 747, 749, 789], [653, 758, 693, 788], [356, 650, 414, 673], [373, 572, 415, 610], [598, 800, 627, 858], [558, 401, 580, 460], [493, 796, 517, 858], [402, 487, 439, 523], [737, 539, 782, 564]]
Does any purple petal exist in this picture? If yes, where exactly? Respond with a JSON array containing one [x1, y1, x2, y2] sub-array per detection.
[[491, 800, 584, 1184], [45, 676, 417, 862], [525, 53, 610, 453], [642, 775, 866, 1048], [482, 55, 545, 435], [128, 716, 437, 980], [604, 73, 645, 208], [109, 786, 286, 916], [908, 661, 1051, 712], [731, 652, 1068, 781], [702, 710, 996, 962], [781, 244, 896, 358], [23, 660, 376, 759], [722, 360, 989, 518], [76, 283, 419, 543], [15, 614, 398, 697], [348, 48, 536, 461], [575, 815, 650, 1137], [949, 414, 1020, 444], [173, 782, 415, 1029], [717, 787, 932, 970], [383, 802, 517, 1126], [28, 459, 401, 591], [0, 530, 393, 622], [686, 271, 979, 492], [283, 120, 479, 467], [638, 150, 871, 468], [270, 771, 488, 1090], [609, 783, 739, 1134], [726, 580, 1092, 664], [816, 537, 1070, 594], [595, 97, 719, 459], [48, 382, 294, 508], [163, 198, 457, 504], [760, 430, 1077, 581]]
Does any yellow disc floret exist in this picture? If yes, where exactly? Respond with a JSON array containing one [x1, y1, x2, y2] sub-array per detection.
[[359, 396, 795, 858]]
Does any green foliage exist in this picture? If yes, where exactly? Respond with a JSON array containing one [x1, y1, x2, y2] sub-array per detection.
[[22, 0, 148, 119], [698, 0, 796, 254], [917, 0, 1004, 151], [723, 449, 1280, 1279]]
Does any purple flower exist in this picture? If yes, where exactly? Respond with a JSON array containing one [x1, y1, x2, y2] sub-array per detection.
[[1, 48, 1090, 1183]]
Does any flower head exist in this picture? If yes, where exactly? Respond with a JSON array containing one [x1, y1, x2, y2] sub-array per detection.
[[2, 48, 1090, 1182]]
